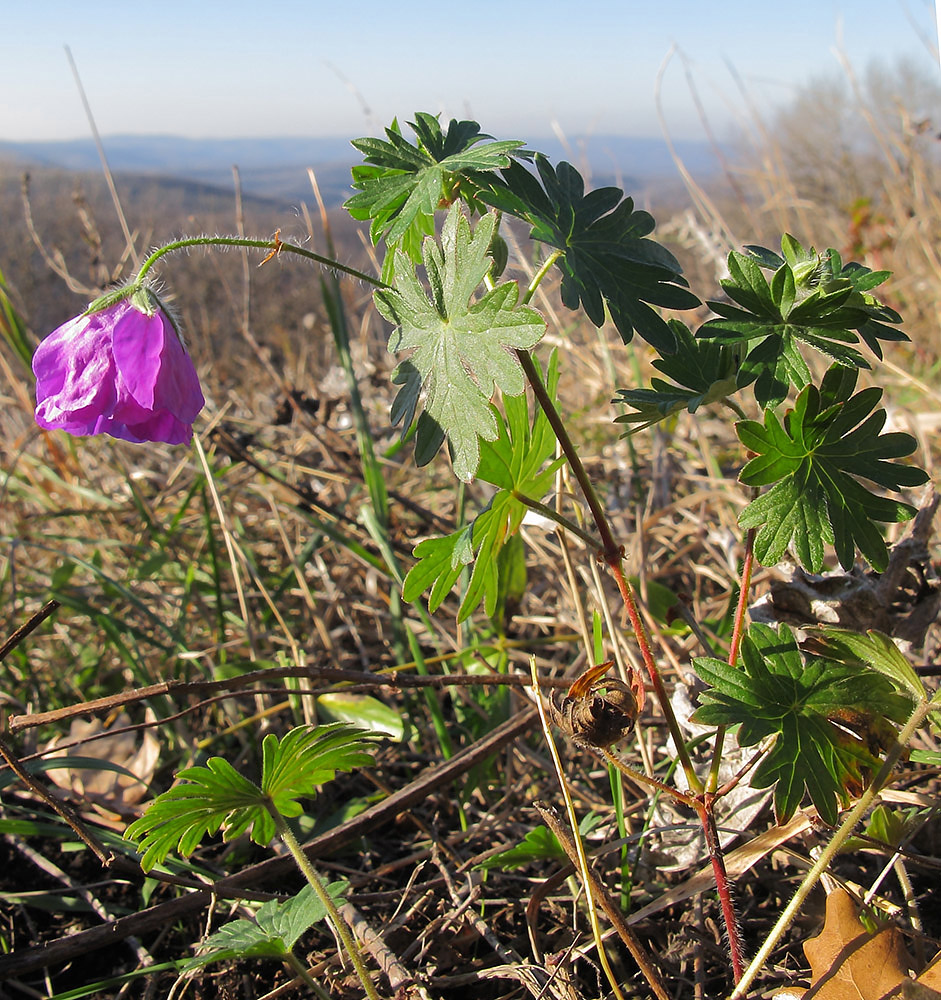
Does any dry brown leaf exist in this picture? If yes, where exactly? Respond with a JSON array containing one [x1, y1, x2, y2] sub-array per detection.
[[44, 710, 159, 819], [917, 954, 941, 993], [802, 888, 912, 999], [773, 888, 941, 1000]]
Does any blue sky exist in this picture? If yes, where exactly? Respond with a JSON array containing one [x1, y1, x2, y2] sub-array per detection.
[[3, 0, 938, 143]]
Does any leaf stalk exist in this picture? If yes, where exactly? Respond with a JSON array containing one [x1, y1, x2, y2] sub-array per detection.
[[271, 809, 383, 1000]]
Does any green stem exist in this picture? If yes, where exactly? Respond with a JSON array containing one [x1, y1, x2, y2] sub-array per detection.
[[134, 236, 386, 288], [729, 696, 937, 1000], [510, 490, 599, 549], [282, 952, 332, 1000], [521, 249, 564, 305], [722, 396, 749, 421], [272, 810, 382, 1000]]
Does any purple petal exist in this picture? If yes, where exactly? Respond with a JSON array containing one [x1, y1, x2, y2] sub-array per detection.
[[106, 394, 195, 444], [33, 312, 118, 434], [33, 294, 205, 445], [112, 303, 204, 423], [110, 303, 164, 409]]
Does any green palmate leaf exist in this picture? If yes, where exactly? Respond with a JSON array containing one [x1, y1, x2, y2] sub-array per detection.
[[260, 724, 379, 818], [613, 319, 739, 431], [126, 724, 379, 871], [125, 757, 264, 871], [183, 882, 347, 969], [376, 204, 546, 482], [803, 628, 925, 700], [481, 156, 699, 352], [700, 235, 906, 408], [803, 628, 941, 732], [737, 366, 928, 572], [402, 523, 474, 613], [401, 352, 565, 621], [692, 623, 913, 823], [345, 113, 525, 270]]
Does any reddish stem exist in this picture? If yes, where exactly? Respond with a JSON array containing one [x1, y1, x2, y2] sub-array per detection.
[[698, 796, 747, 982], [706, 527, 757, 794], [608, 559, 702, 794], [698, 525, 758, 987], [518, 347, 751, 983], [518, 349, 702, 790], [727, 527, 757, 670]]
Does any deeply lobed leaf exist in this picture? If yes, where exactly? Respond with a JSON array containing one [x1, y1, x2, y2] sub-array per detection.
[[126, 724, 379, 871], [481, 156, 699, 351], [345, 113, 526, 265], [736, 366, 928, 572], [613, 319, 740, 431], [700, 236, 907, 408], [376, 205, 546, 482], [693, 624, 913, 823]]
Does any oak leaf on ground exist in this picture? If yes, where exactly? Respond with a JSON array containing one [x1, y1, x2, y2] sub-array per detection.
[[773, 887, 941, 999]]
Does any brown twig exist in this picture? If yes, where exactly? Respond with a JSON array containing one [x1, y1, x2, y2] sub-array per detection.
[[534, 801, 671, 1000], [0, 599, 60, 662], [8, 667, 566, 733], [0, 731, 114, 866]]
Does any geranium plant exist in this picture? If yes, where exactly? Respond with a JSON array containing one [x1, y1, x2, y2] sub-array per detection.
[[23, 112, 938, 997]]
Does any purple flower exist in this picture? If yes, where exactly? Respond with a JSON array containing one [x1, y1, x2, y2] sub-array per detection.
[[33, 292, 204, 445]]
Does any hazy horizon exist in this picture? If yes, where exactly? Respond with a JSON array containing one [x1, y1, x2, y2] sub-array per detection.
[[0, 130, 723, 207]]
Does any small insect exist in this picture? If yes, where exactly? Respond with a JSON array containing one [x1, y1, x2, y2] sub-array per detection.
[[548, 660, 645, 749], [259, 229, 283, 267]]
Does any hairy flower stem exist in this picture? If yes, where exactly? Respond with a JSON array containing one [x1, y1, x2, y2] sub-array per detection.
[[272, 811, 383, 1000], [696, 530, 759, 983], [698, 797, 746, 982], [688, 489, 760, 987], [134, 236, 386, 290]]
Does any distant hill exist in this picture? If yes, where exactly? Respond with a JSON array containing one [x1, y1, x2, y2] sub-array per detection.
[[0, 133, 719, 205]]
